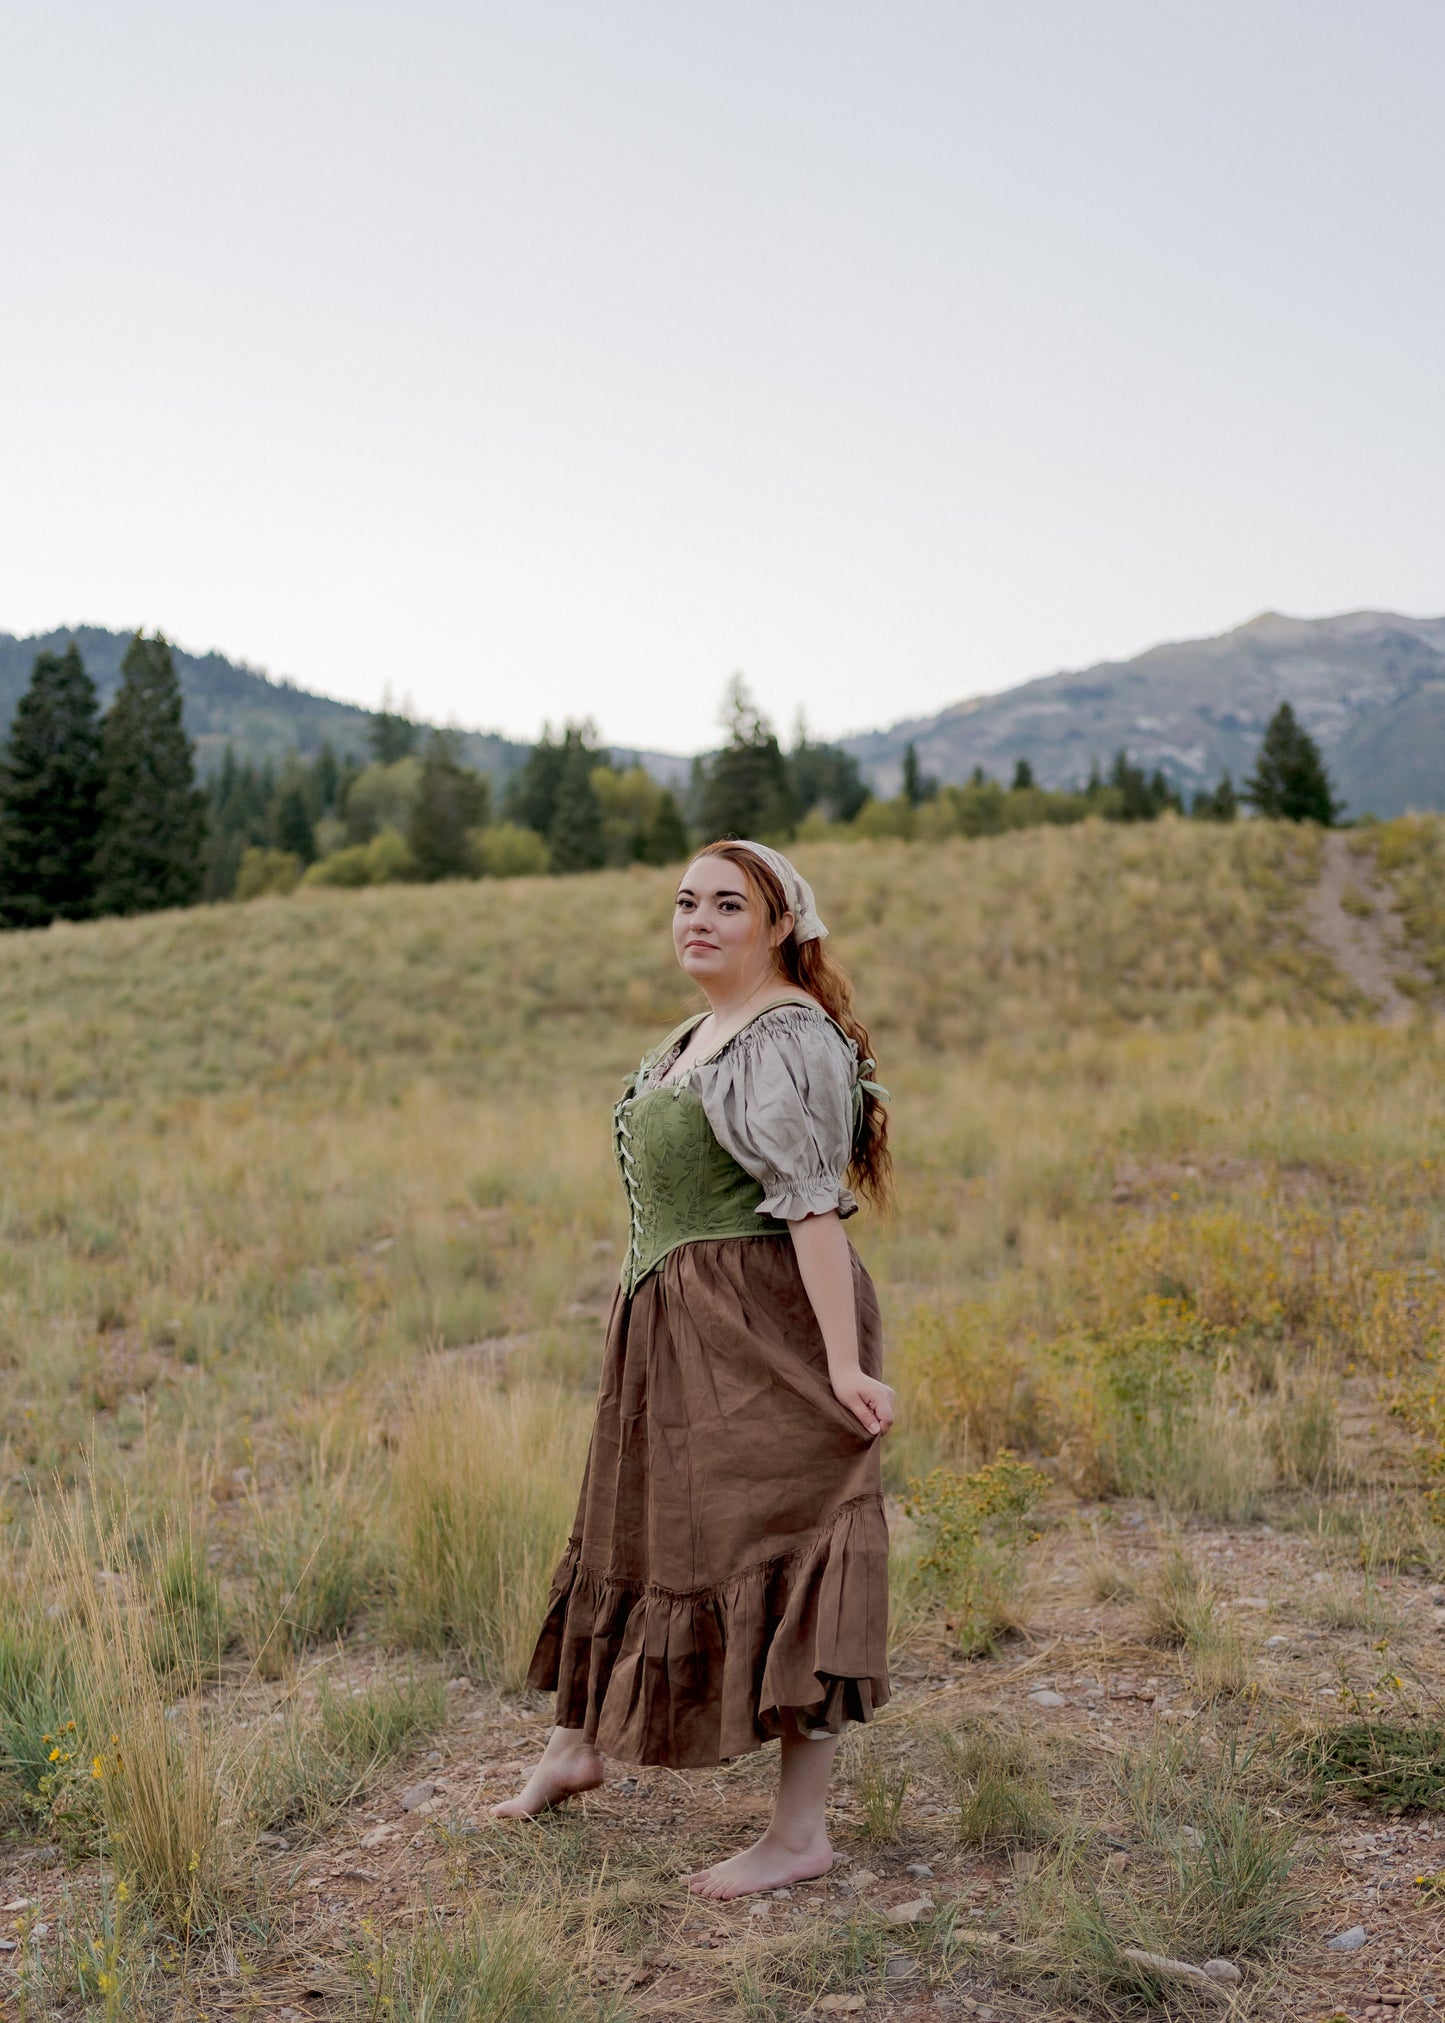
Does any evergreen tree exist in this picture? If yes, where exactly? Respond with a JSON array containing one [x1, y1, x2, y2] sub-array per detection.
[[1148, 767, 1183, 816], [306, 743, 341, 819], [547, 729, 606, 873], [788, 734, 870, 823], [94, 631, 206, 916], [0, 643, 104, 929], [504, 728, 570, 837], [1191, 771, 1238, 822], [1105, 749, 1179, 822], [901, 743, 924, 807], [369, 691, 418, 764], [274, 778, 317, 863], [698, 678, 794, 840], [408, 731, 490, 879], [1107, 748, 1155, 822], [1011, 757, 1035, 791], [639, 789, 689, 866], [1243, 703, 1344, 824]]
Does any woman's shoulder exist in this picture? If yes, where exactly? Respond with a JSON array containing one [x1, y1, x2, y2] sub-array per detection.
[[723, 998, 858, 1074]]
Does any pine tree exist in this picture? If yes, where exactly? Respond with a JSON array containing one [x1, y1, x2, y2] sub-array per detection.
[[504, 728, 569, 837], [901, 743, 923, 808], [94, 632, 207, 916], [698, 677, 794, 840], [307, 743, 341, 818], [1243, 703, 1344, 824], [547, 729, 606, 873], [788, 736, 870, 822], [1011, 758, 1035, 791], [0, 643, 104, 929], [1107, 749, 1155, 822], [1191, 771, 1238, 822], [274, 779, 317, 864], [408, 731, 490, 879], [369, 689, 418, 764], [639, 790, 689, 865]]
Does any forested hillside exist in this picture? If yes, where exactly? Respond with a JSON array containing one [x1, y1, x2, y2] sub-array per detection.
[[0, 625, 529, 781]]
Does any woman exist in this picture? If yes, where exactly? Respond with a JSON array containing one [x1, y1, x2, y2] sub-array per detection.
[[495, 839, 895, 1901]]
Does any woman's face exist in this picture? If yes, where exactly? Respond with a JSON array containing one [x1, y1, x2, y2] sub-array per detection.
[[673, 855, 793, 991]]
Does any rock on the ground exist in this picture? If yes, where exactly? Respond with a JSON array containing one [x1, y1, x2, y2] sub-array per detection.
[[1029, 1689, 1066, 1707], [906, 1863, 934, 1878], [885, 1896, 934, 1924], [400, 1780, 436, 1811], [1327, 1924, 1369, 1951], [1202, 1959, 1241, 1983]]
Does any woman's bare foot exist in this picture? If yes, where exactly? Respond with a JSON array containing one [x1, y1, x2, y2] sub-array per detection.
[[684, 1825, 834, 1899], [491, 1730, 604, 1819]]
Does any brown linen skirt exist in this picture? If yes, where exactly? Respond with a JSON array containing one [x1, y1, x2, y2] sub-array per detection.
[[526, 1234, 891, 1768]]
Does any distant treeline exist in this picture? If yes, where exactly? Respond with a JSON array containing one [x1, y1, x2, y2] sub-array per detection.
[[0, 638, 1344, 930]]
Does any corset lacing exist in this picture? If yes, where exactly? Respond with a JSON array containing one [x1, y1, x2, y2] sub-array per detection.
[[613, 1093, 644, 1289]]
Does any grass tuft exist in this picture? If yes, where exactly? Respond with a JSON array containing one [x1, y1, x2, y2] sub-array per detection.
[[391, 1372, 592, 1685], [1142, 1547, 1255, 1700], [938, 1721, 1059, 1848], [359, 1902, 604, 2022]]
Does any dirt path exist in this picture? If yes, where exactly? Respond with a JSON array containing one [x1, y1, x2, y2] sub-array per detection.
[[1305, 831, 1433, 1024]]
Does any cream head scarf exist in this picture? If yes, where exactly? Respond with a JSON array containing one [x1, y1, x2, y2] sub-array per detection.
[[727, 840, 829, 944]]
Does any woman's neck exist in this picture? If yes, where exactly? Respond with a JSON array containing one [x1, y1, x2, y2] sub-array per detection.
[[699, 969, 792, 1027]]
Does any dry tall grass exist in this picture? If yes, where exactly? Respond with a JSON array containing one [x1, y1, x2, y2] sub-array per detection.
[[391, 1371, 593, 1685], [0, 817, 1441, 2012]]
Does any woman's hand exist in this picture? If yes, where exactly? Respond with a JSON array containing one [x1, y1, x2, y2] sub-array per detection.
[[831, 1369, 896, 1438]]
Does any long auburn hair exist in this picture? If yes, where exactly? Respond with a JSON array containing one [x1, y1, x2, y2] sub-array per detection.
[[696, 839, 894, 1210]]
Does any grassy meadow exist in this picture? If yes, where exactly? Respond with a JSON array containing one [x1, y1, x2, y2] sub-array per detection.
[[1, 815, 1443, 2019]]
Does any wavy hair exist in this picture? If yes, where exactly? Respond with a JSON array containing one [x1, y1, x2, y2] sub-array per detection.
[[695, 840, 894, 1209]]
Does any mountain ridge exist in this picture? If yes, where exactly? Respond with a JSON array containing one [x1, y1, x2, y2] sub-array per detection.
[[839, 607, 1445, 817], [4, 607, 1443, 816]]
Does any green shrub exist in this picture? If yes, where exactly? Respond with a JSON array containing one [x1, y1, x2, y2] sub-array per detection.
[[302, 827, 417, 888], [473, 822, 550, 878], [234, 847, 303, 899], [1297, 1721, 1445, 1809], [898, 1453, 1047, 1656]]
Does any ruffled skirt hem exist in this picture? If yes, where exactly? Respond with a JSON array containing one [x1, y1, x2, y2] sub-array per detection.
[[526, 1490, 891, 1768]]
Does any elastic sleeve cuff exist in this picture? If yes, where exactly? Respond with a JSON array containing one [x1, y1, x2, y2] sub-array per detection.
[[757, 1175, 859, 1222]]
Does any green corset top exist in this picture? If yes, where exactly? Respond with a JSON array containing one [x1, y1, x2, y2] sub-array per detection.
[[612, 1078, 790, 1295]]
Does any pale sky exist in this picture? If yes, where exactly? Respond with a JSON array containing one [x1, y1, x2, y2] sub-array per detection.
[[3, 2, 1442, 754]]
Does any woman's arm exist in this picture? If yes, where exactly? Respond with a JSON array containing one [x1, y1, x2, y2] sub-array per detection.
[[788, 1210, 896, 1437]]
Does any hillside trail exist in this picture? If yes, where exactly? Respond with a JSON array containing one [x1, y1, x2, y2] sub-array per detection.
[[1305, 830, 1434, 1023]]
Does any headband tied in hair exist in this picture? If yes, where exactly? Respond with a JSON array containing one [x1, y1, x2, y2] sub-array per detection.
[[727, 840, 829, 944]]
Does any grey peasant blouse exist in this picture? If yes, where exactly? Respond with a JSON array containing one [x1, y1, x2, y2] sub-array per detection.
[[639, 1002, 861, 1223]]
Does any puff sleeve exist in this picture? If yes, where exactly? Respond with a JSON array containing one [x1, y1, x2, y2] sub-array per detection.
[[695, 1006, 860, 1222]]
